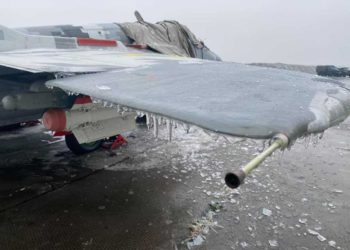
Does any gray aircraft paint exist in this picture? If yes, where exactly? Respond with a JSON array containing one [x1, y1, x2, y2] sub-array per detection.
[[2, 45, 345, 141], [45, 59, 350, 140], [16, 22, 221, 61], [0, 21, 219, 126]]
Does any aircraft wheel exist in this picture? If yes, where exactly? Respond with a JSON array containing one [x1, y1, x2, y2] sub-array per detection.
[[135, 114, 147, 124], [65, 133, 102, 155]]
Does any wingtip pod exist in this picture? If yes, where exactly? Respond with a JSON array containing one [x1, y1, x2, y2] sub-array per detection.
[[225, 134, 289, 189]]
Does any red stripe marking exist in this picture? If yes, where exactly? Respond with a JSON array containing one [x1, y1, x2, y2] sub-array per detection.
[[111, 135, 127, 149], [74, 96, 92, 105], [126, 44, 148, 49], [77, 37, 117, 47], [53, 131, 71, 137]]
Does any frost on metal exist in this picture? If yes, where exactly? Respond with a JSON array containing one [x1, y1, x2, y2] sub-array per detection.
[[88, 96, 194, 143], [307, 89, 350, 134], [46, 61, 350, 142]]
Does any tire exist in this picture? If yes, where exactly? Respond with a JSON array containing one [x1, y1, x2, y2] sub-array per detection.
[[135, 114, 147, 124], [65, 133, 102, 155]]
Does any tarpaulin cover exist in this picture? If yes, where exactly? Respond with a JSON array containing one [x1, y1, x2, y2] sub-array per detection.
[[119, 20, 202, 57]]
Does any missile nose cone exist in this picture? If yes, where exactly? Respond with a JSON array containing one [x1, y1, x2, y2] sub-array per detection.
[[43, 109, 66, 131]]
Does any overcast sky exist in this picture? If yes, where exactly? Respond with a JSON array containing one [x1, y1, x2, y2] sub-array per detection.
[[1, 0, 349, 66]]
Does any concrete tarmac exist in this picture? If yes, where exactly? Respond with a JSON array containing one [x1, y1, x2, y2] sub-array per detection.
[[0, 118, 349, 250]]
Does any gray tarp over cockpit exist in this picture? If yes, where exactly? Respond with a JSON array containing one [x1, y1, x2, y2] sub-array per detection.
[[118, 12, 221, 61]]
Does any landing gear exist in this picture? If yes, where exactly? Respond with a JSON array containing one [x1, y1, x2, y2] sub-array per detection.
[[135, 114, 147, 124], [65, 133, 102, 155]]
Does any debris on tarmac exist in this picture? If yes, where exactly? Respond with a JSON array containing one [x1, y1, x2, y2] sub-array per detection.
[[268, 239, 279, 247], [317, 234, 327, 242], [331, 189, 343, 194], [307, 228, 327, 242], [262, 208, 272, 216], [208, 201, 223, 212], [184, 202, 224, 249], [328, 240, 336, 248], [82, 238, 93, 246], [298, 218, 307, 224], [240, 241, 249, 248], [307, 229, 319, 235], [186, 235, 205, 249]]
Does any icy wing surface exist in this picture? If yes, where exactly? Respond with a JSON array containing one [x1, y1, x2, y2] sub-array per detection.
[[46, 60, 350, 140]]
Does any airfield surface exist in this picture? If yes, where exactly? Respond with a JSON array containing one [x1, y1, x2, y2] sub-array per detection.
[[0, 104, 349, 249]]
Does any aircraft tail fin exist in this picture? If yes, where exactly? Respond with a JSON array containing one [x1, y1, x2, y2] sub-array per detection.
[[0, 25, 28, 52], [0, 25, 62, 52]]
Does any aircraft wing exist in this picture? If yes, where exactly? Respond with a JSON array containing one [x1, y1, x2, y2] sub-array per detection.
[[1, 49, 350, 141]]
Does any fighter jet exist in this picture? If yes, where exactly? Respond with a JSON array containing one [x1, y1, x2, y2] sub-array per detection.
[[1, 12, 350, 188]]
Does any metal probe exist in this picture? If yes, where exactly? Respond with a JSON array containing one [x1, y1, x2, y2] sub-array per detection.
[[225, 133, 289, 189]]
